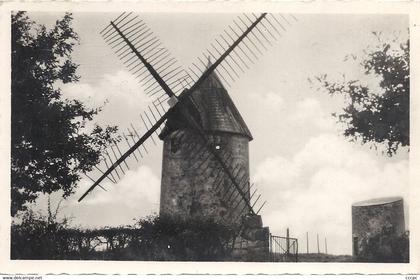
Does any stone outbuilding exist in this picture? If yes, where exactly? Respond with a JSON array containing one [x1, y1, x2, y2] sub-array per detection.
[[352, 196, 407, 262]]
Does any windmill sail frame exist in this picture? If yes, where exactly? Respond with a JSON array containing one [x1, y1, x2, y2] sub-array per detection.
[[79, 12, 298, 224]]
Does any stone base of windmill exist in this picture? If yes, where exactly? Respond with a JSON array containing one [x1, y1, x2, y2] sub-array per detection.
[[231, 214, 270, 262]]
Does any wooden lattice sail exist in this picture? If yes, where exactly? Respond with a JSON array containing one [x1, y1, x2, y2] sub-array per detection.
[[78, 12, 298, 239]]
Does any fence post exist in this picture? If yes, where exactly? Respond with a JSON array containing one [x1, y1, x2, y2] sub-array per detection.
[[317, 233, 320, 254], [325, 237, 328, 254], [306, 231, 309, 254]]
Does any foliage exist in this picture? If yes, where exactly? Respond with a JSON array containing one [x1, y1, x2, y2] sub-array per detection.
[[11, 215, 236, 261], [314, 33, 409, 156], [11, 11, 118, 216], [11, 203, 72, 259], [129, 215, 236, 261]]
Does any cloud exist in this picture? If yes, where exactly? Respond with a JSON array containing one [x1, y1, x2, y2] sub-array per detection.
[[254, 156, 300, 193], [253, 133, 408, 255], [73, 164, 160, 226], [259, 91, 284, 109], [34, 164, 161, 228], [60, 70, 154, 129], [244, 91, 284, 119], [81, 165, 160, 206], [291, 97, 335, 131]]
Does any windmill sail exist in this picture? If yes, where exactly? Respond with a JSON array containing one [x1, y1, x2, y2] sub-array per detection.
[[78, 110, 171, 202], [79, 12, 298, 218], [187, 13, 298, 88]]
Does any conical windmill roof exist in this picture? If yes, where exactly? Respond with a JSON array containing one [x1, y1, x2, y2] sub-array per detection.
[[189, 63, 253, 140], [160, 62, 252, 140]]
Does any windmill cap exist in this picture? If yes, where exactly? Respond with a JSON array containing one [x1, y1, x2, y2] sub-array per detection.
[[160, 61, 253, 140], [192, 62, 253, 140], [352, 196, 403, 207]]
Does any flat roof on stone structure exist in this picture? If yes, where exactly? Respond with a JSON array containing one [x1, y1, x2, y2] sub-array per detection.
[[352, 196, 403, 207]]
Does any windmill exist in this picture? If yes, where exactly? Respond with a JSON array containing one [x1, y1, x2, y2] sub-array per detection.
[[78, 12, 297, 254]]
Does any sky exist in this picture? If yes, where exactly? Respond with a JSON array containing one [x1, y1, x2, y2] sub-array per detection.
[[27, 12, 409, 255]]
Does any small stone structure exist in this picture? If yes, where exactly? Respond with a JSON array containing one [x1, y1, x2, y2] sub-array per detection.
[[352, 196, 406, 262]]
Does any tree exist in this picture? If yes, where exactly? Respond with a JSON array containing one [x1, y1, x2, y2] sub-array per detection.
[[11, 12, 118, 216], [314, 33, 409, 156]]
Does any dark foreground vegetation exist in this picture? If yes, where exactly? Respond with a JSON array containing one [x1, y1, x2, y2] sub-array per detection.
[[11, 210, 409, 262], [11, 211, 236, 261], [298, 253, 353, 262]]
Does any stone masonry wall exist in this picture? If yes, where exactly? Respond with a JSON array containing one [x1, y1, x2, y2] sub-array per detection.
[[232, 215, 270, 261], [159, 129, 250, 226], [352, 198, 405, 261]]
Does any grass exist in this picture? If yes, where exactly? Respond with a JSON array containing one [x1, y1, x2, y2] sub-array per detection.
[[297, 253, 353, 262]]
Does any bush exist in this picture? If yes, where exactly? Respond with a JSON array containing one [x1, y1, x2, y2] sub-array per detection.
[[128, 215, 236, 261], [11, 214, 236, 261], [11, 209, 73, 259]]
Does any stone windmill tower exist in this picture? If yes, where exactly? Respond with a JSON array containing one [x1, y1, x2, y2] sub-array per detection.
[[159, 61, 253, 223], [78, 13, 298, 259]]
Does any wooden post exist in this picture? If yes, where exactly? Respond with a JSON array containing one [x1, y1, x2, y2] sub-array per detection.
[[317, 233, 320, 254], [306, 232, 309, 254], [325, 237, 328, 254], [286, 228, 290, 256]]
